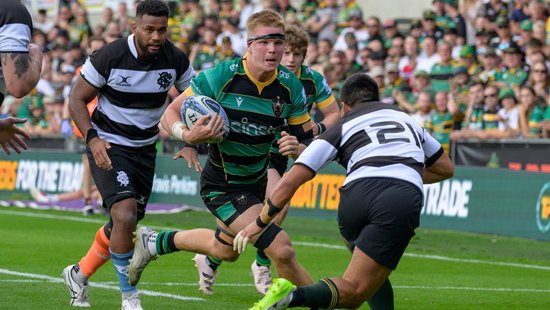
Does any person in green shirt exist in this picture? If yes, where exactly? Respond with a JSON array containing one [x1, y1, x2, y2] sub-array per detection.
[[542, 99, 550, 138], [430, 40, 456, 93], [190, 27, 225, 72], [478, 47, 500, 84], [382, 62, 412, 104], [425, 91, 455, 154], [518, 86, 544, 138], [495, 43, 528, 89], [458, 45, 481, 76]]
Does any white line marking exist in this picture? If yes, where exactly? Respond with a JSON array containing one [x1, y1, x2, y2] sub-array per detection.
[[2, 209, 550, 271], [0, 268, 204, 301], [403, 253, 550, 271], [1, 277, 548, 294], [394, 285, 550, 293]]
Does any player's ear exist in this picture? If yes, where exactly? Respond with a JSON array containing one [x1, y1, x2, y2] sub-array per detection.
[[131, 21, 137, 34], [341, 102, 351, 115]]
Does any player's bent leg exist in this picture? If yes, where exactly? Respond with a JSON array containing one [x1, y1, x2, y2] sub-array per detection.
[[333, 247, 392, 309], [262, 226, 314, 286]]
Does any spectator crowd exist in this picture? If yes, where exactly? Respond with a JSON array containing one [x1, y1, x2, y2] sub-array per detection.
[[2, 0, 550, 156]]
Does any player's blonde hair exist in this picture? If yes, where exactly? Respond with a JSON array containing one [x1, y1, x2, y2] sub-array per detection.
[[246, 10, 285, 37], [285, 24, 309, 57]]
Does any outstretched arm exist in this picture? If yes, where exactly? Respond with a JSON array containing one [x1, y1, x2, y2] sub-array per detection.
[[234, 164, 315, 253]]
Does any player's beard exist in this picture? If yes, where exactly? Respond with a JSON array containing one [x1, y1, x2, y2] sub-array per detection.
[[136, 37, 161, 59]]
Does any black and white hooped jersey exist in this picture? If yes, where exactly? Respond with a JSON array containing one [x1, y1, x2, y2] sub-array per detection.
[[295, 101, 444, 190], [80, 34, 195, 147], [0, 0, 33, 96]]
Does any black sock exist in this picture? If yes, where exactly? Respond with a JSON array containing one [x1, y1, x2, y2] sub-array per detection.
[[367, 278, 394, 310], [289, 278, 339, 309]]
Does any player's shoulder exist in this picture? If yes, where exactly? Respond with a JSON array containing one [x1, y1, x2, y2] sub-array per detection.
[[277, 65, 302, 88], [0, 0, 32, 27], [94, 37, 128, 60], [204, 57, 243, 79], [304, 65, 328, 83]]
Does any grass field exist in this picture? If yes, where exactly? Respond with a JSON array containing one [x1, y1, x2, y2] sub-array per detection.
[[1, 206, 550, 309]]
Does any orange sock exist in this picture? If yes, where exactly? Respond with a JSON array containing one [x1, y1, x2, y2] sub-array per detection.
[[78, 225, 111, 278]]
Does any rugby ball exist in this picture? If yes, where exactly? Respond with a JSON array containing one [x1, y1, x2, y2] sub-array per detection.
[[181, 95, 230, 143]]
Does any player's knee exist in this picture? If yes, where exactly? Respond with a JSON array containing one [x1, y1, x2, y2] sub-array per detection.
[[218, 250, 239, 262], [110, 202, 137, 226], [271, 244, 296, 265], [341, 280, 370, 309]]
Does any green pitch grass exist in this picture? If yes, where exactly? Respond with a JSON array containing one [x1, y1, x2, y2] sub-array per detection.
[[1, 206, 549, 309]]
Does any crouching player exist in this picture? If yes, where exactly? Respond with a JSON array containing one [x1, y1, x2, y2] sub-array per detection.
[[235, 72, 455, 310]]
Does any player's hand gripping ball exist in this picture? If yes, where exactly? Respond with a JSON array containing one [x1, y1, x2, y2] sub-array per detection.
[[181, 95, 230, 143]]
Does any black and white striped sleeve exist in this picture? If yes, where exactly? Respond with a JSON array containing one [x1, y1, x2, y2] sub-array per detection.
[[80, 54, 107, 88], [294, 122, 342, 173]]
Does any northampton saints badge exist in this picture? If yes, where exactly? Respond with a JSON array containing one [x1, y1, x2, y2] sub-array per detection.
[[272, 97, 285, 117]]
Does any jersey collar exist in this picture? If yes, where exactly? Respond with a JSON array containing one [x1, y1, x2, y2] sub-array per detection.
[[128, 34, 138, 59]]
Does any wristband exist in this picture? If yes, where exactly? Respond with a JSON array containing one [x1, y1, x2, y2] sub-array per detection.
[[255, 216, 268, 228], [266, 198, 281, 217], [316, 122, 326, 134], [85, 128, 98, 144], [171, 121, 185, 141]]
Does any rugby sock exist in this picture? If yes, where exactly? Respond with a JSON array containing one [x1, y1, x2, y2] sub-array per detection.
[[367, 278, 394, 310], [155, 231, 180, 255], [289, 278, 339, 309], [77, 225, 111, 278], [255, 249, 271, 266], [206, 256, 222, 271], [110, 249, 137, 294]]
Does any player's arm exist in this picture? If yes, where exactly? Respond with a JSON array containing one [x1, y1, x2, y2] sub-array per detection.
[[161, 88, 223, 144], [259, 164, 315, 223], [160, 87, 190, 139], [423, 149, 454, 183], [0, 44, 43, 98], [315, 96, 340, 136], [284, 114, 314, 159], [234, 163, 315, 253], [68, 75, 99, 137]]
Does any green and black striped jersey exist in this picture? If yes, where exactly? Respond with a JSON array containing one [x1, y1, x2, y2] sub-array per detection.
[[270, 65, 337, 154], [185, 57, 311, 186]]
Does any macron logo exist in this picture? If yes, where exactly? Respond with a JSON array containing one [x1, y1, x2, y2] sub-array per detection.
[[236, 97, 244, 107]]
